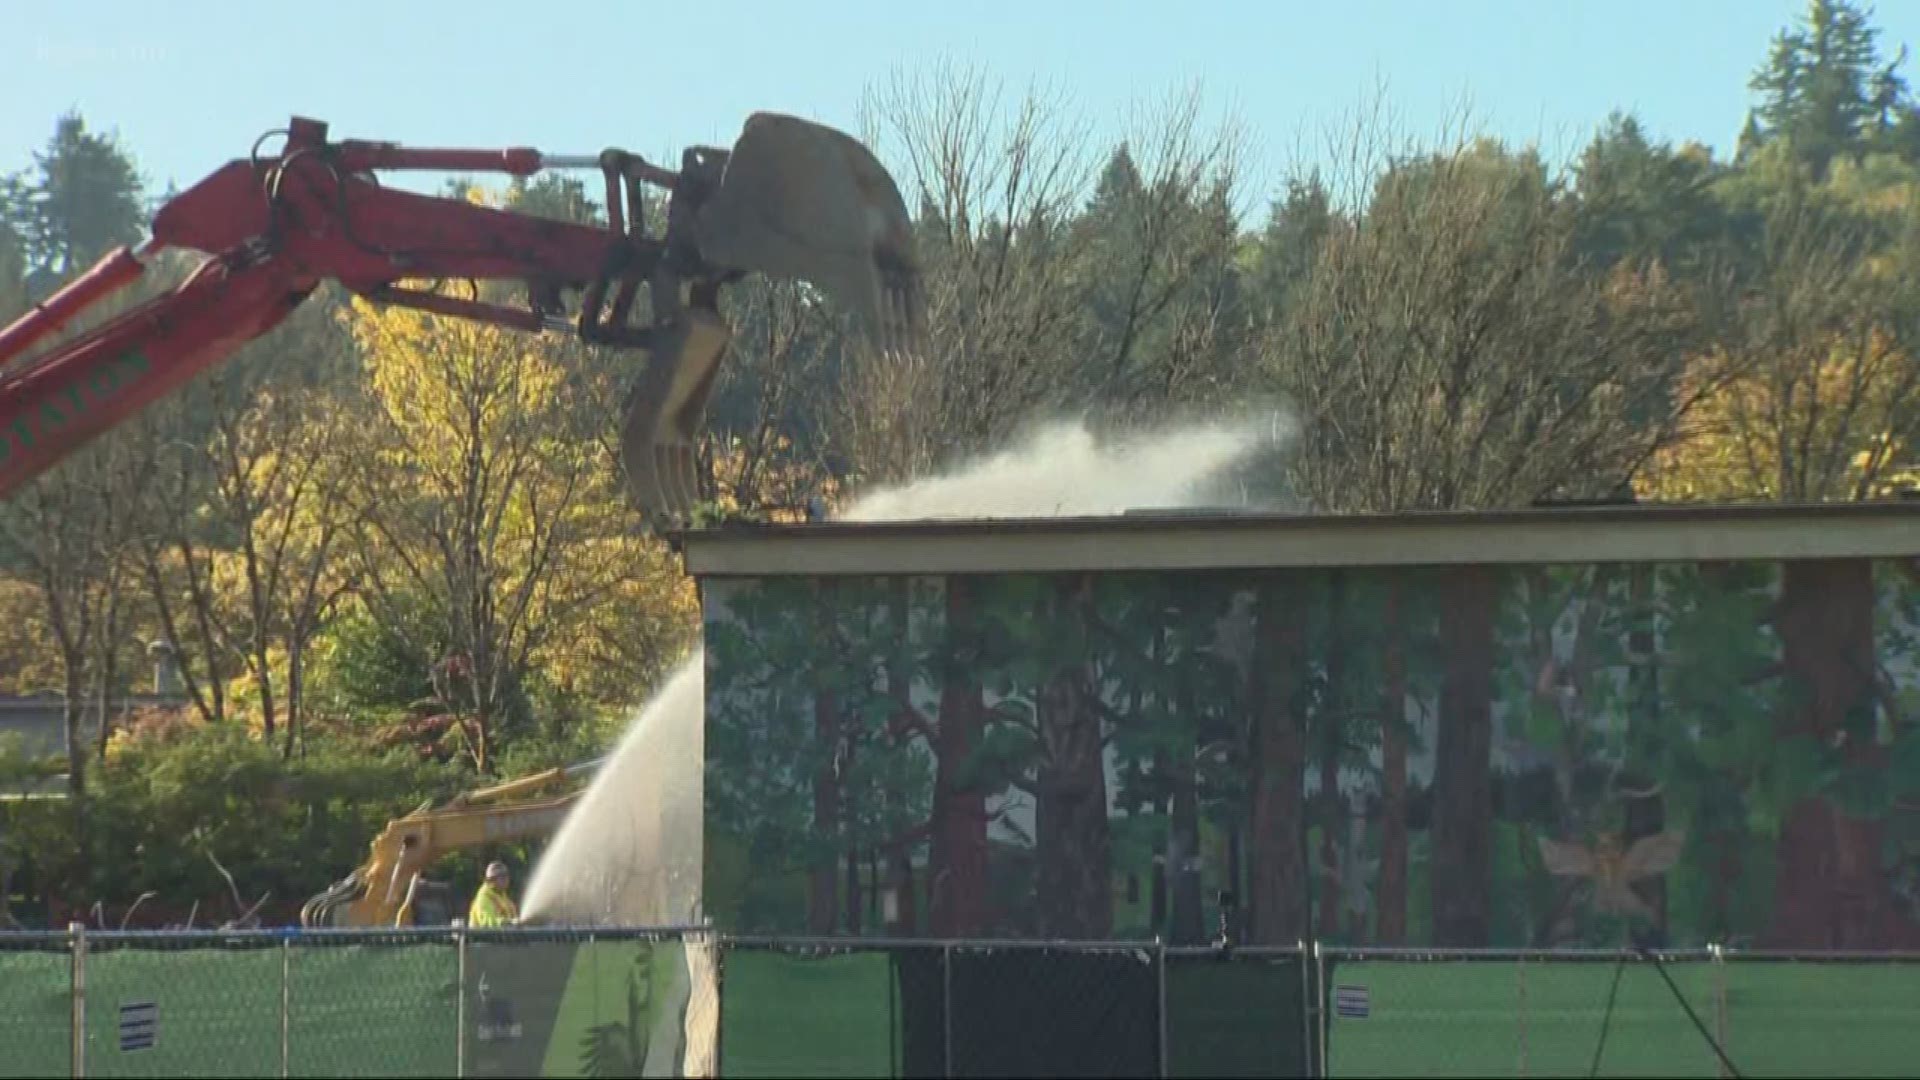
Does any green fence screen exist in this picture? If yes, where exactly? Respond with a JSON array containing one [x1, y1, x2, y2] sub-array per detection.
[[718, 947, 899, 1078], [1165, 951, 1309, 1078], [0, 940, 71, 1079], [288, 940, 458, 1077], [1720, 959, 1920, 1078], [83, 942, 283, 1079], [5, 933, 1919, 1078], [1324, 957, 1724, 1078]]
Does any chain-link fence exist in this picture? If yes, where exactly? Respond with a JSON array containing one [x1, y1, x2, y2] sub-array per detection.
[[4, 928, 1917, 1078]]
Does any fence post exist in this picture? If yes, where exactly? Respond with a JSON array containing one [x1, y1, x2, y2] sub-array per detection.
[[1156, 938, 1169, 1079], [68, 921, 85, 1080], [280, 933, 292, 1079], [1314, 940, 1328, 1080], [712, 932, 726, 1080], [942, 943, 954, 1080], [454, 920, 468, 1080], [1710, 943, 1729, 1079], [1516, 957, 1528, 1078], [1296, 940, 1313, 1080]]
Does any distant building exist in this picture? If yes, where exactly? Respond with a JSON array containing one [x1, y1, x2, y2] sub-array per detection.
[[0, 692, 195, 758], [0, 640, 192, 797]]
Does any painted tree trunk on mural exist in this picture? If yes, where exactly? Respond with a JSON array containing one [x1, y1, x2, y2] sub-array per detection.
[[808, 681, 840, 933], [1433, 564, 1496, 947], [1148, 750, 1169, 932], [1624, 564, 1668, 937], [1035, 578, 1112, 938], [929, 576, 990, 936], [1248, 575, 1308, 945], [1318, 572, 1348, 938], [1174, 621, 1208, 945], [845, 850, 863, 934], [1169, 767, 1205, 944], [1693, 562, 1748, 943], [1377, 575, 1410, 945], [1317, 753, 1340, 937], [1765, 558, 1920, 949], [844, 732, 863, 934], [884, 580, 920, 935], [799, 574, 844, 932]]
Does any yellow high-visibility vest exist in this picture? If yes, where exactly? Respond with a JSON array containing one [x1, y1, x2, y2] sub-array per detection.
[[468, 883, 519, 927]]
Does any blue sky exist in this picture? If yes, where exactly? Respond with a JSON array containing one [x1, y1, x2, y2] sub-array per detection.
[[6, 0, 1919, 218]]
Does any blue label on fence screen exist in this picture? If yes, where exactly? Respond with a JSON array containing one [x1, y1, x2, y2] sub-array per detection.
[[119, 1001, 158, 1052], [1334, 986, 1370, 1019]]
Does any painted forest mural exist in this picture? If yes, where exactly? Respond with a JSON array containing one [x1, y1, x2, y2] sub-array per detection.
[[701, 557, 1920, 951]]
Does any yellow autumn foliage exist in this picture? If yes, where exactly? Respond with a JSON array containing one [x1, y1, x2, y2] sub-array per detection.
[[1639, 327, 1920, 502], [339, 289, 698, 714], [0, 577, 60, 693]]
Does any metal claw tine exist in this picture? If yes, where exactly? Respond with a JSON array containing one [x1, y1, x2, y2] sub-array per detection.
[[679, 446, 699, 512], [667, 449, 685, 517]]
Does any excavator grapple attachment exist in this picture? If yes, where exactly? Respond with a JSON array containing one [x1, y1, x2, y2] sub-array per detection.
[[618, 112, 923, 525], [620, 308, 733, 523]]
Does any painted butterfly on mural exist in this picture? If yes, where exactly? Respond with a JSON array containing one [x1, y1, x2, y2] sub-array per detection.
[[1537, 830, 1687, 921]]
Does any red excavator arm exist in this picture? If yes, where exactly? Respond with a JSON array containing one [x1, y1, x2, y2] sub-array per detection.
[[0, 114, 921, 521]]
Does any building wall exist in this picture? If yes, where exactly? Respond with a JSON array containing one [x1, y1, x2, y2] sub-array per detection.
[[0, 693, 192, 760], [700, 558, 1920, 950]]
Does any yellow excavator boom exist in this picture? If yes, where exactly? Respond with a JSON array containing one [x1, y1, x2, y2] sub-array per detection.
[[300, 758, 603, 928]]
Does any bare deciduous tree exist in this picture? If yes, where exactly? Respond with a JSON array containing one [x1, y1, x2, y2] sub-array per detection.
[[128, 299, 361, 753], [1645, 195, 1920, 503], [832, 63, 1098, 485], [698, 277, 841, 516], [343, 298, 660, 772], [1267, 144, 1707, 512], [1073, 85, 1249, 421], [0, 431, 150, 893]]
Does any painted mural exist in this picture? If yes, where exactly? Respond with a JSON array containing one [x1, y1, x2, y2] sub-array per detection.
[[700, 558, 1920, 951]]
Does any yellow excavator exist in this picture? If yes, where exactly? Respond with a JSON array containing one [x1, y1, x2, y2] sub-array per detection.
[[299, 758, 603, 928]]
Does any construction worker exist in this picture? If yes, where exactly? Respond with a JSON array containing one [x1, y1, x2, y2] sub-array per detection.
[[469, 861, 520, 927], [469, 860, 523, 1044]]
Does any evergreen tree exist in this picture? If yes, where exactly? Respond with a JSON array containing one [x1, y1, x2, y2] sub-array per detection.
[[1246, 176, 1335, 323], [1571, 112, 1728, 274], [1746, 0, 1918, 175], [0, 191, 25, 318], [14, 113, 146, 293], [1069, 136, 1244, 417]]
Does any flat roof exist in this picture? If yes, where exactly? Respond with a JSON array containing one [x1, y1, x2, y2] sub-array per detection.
[[673, 500, 1920, 578]]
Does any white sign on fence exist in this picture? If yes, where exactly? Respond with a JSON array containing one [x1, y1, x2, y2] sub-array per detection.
[[118, 1001, 158, 1052], [1334, 985, 1371, 1020]]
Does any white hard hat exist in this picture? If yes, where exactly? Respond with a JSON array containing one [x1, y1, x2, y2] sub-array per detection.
[[485, 861, 509, 880]]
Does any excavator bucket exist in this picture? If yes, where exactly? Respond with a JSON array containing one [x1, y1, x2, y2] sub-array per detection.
[[696, 113, 923, 354], [620, 113, 922, 525]]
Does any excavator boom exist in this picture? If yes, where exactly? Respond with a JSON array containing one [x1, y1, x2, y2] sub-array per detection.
[[301, 758, 604, 928], [0, 114, 921, 524]]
